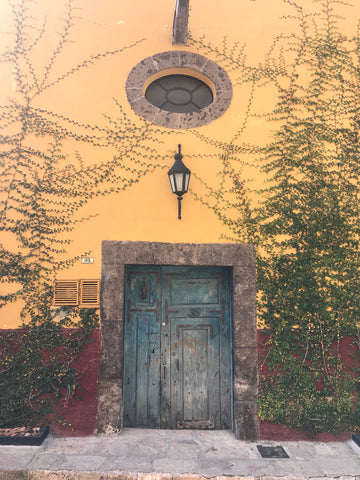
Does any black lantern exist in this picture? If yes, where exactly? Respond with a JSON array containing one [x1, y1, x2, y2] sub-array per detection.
[[168, 144, 191, 219]]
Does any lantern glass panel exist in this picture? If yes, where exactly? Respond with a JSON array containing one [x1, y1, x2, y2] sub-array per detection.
[[175, 173, 184, 193], [184, 173, 190, 192], [169, 174, 176, 193]]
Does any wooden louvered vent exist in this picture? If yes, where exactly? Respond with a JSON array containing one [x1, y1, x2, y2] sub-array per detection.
[[54, 280, 79, 306], [79, 279, 100, 308], [54, 279, 100, 308]]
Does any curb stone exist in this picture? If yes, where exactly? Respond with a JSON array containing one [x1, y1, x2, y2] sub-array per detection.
[[1, 473, 360, 480]]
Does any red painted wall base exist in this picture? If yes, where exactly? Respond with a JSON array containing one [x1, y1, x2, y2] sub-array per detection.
[[260, 422, 352, 442], [50, 329, 101, 437], [0, 328, 356, 440]]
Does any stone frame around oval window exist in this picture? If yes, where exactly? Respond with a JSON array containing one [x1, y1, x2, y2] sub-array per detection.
[[125, 51, 233, 129]]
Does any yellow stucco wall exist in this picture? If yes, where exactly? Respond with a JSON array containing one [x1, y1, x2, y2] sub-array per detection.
[[1, 0, 359, 327]]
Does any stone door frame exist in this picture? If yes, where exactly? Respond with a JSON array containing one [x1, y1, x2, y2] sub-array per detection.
[[97, 241, 259, 440]]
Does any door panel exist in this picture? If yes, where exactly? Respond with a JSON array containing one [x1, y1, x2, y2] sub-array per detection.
[[169, 278, 220, 305], [167, 318, 220, 429], [124, 266, 231, 429], [182, 328, 209, 421]]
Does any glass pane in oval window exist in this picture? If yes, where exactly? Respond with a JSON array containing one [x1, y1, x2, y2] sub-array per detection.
[[145, 75, 213, 113]]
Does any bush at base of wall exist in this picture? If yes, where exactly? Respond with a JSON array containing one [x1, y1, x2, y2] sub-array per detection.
[[258, 331, 360, 438], [0, 319, 100, 434]]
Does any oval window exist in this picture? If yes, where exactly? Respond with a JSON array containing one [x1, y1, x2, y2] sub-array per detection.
[[145, 74, 213, 113]]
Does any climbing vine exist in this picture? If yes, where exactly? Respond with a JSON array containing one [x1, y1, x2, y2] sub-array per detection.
[[0, 0, 168, 427], [189, 0, 360, 435]]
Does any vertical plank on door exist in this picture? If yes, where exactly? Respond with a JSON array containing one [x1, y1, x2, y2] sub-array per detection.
[[123, 269, 161, 428]]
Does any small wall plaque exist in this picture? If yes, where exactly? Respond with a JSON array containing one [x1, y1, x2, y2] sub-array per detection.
[[81, 257, 94, 264]]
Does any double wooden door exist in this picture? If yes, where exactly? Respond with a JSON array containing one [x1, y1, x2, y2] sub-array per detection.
[[123, 265, 232, 429]]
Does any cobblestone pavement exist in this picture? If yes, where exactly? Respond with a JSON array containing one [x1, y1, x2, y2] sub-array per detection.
[[1, 429, 360, 479]]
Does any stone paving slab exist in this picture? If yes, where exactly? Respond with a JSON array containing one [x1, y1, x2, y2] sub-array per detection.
[[0, 429, 360, 479], [0, 447, 37, 470]]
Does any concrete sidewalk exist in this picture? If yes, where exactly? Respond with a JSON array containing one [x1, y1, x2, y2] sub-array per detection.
[[1, 429, 360, 480]]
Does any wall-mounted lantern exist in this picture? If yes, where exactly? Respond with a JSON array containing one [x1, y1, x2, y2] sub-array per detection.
[[168, 144, 191, 219]]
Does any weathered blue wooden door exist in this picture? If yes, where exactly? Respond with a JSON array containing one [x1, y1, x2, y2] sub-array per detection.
[[123, 266, 231, 429]]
